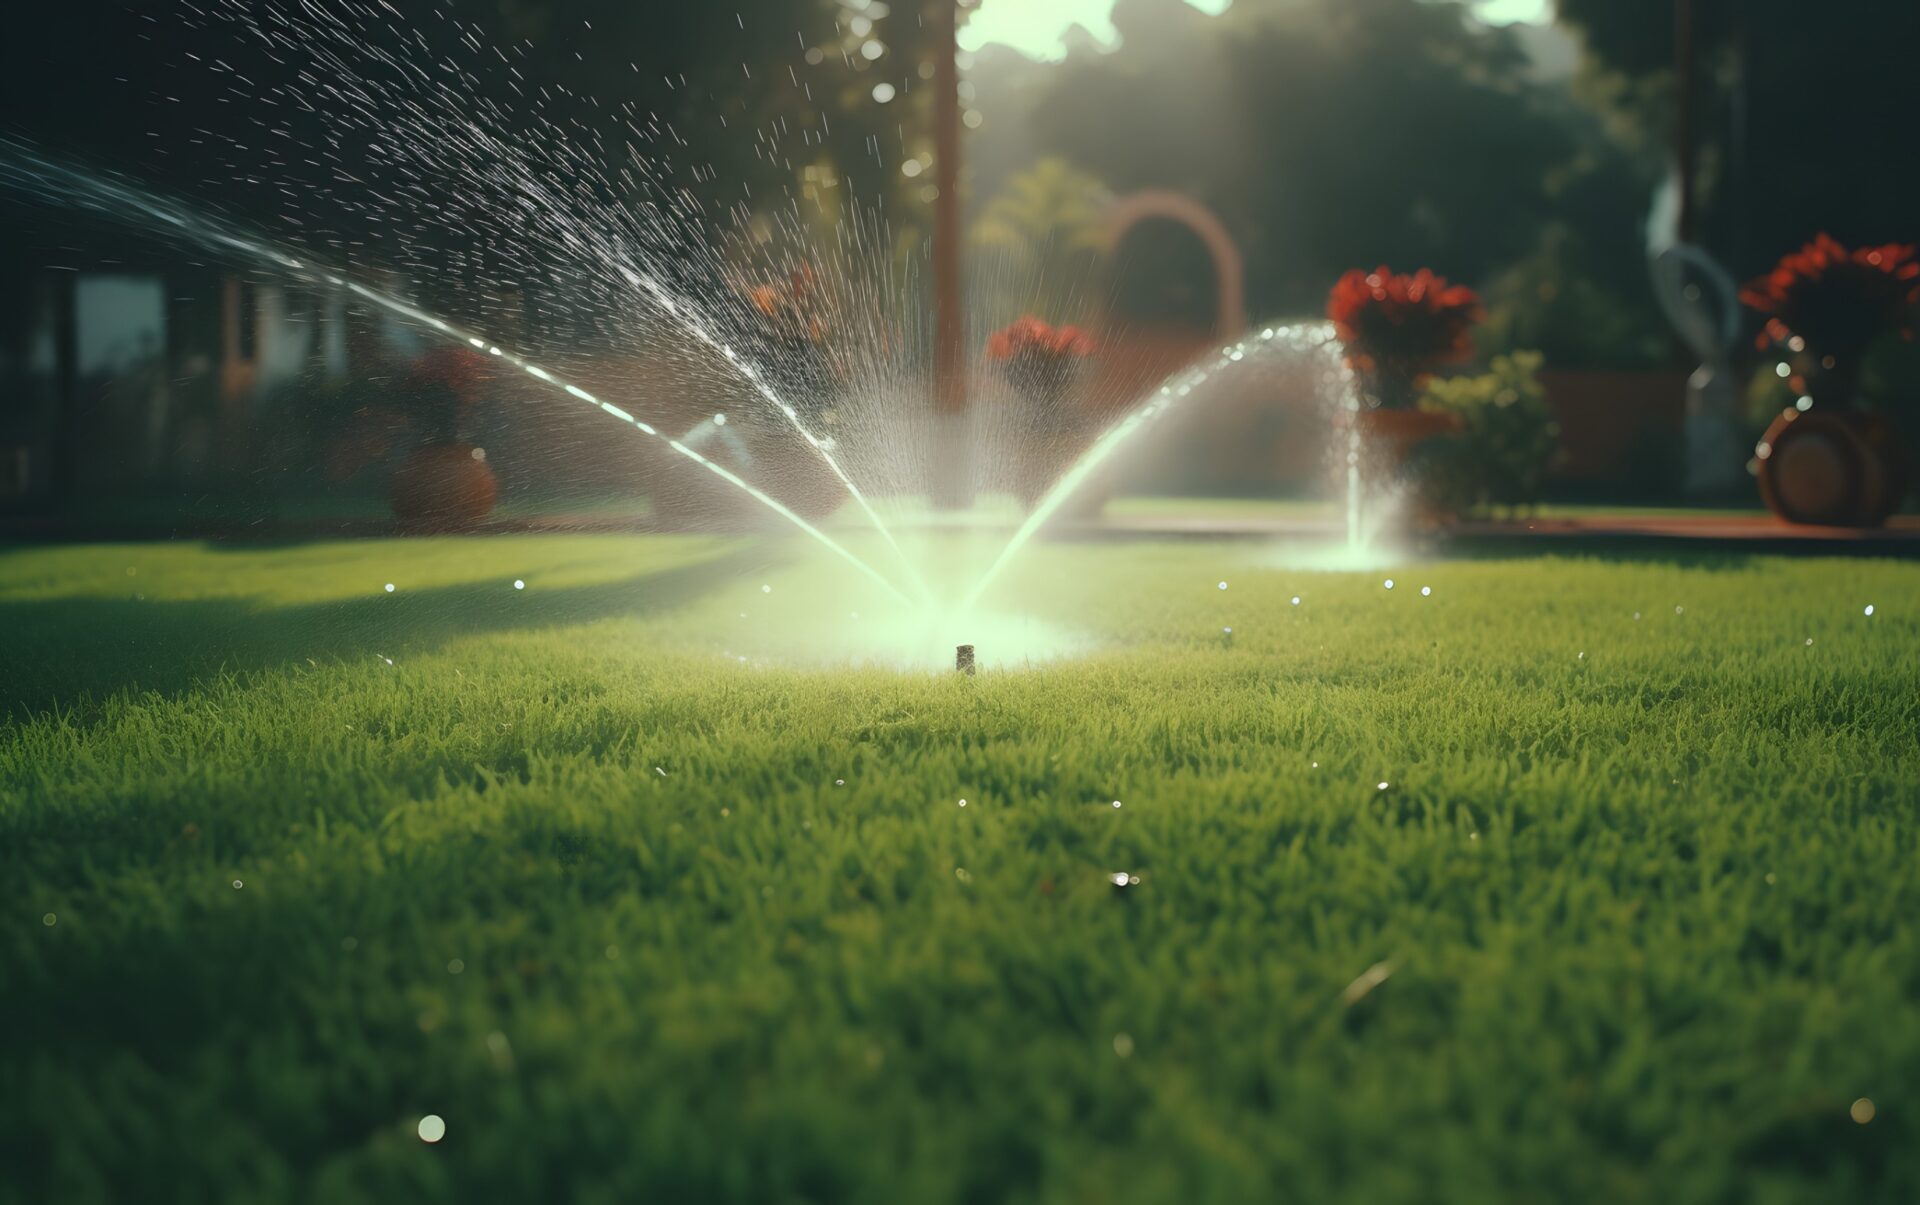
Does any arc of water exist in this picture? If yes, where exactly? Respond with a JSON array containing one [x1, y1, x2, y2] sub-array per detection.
[[613, 262, 933, 606], [962, 323, 1342, 612], [0, 146, 913, 608]]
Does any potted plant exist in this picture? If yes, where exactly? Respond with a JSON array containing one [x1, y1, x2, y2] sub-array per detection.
[[1740, 235, 1918, 525], [389, 344, 498, 527], [1327, 266, 1485, 466], [743, 264, 859, 424], [985, 315, 1097, 506]]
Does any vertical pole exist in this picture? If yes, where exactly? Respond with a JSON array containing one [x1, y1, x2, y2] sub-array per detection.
[[1674, 0, 1698, 243], [930, 0, 969, 508]]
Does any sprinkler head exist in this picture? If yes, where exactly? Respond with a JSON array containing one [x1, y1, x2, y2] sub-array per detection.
[[955, 644, 976, 675]]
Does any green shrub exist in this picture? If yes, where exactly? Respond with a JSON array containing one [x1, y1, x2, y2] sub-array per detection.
[[1416, 351, 1561, 515]]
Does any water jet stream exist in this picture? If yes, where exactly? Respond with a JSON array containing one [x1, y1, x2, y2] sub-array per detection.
[[0, 145, 913, 608], [962, 323, 1345, 611], [611, 262, 933, 606]]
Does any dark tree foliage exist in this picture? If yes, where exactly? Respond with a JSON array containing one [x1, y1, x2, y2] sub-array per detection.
[[0, 0, 945, 256], [1026, 0, 1574, 317], [1556, 0, 1920, 276]]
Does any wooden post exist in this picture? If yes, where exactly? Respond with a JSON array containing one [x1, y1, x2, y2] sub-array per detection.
[[930, 0, 970, 508]]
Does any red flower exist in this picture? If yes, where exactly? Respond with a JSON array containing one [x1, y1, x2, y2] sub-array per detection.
[[745, 264, 830, 345], [1739, 235, 1919, 360], [986, 315, 1096, 361], [986, 315, 1095, 403], [1327, 267, 1483, 404]]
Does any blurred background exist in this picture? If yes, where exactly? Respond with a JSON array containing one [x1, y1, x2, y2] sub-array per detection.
[[1, 0, 1915, 536]]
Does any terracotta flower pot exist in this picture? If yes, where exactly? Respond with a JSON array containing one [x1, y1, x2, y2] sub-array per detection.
[[391, 441, 498, 527], [1755, 408, 1909, 527]]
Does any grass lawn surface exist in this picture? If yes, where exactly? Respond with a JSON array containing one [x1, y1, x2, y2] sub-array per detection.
[[3, 534, 1917, 1203]]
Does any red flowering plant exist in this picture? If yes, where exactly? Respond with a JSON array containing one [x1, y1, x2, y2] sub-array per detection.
[[737, 263, 849, 420], [1327, 267, 1485, 408], [986, 315, 1097, 404], [746, 264, 831, 348], [1739, 235, 1919, 404]]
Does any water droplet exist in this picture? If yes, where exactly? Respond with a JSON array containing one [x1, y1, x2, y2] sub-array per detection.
[[1377, 782, 1390, 791], [954, 866, 971, 882], [834, 778, 845, 786], [1851, 1098, 1876, 1125], [957, 798, 967, 808], [42, 913, 56, 927], [1383, 579, 1395, 590], [447, 958, 464, 975], [1112, 800, 1123, 809], [384, 583, 395, 593], [1674, 605, 1684, 615], [417, 1115, 447, 1143], [1291, 596, 1301, 606], [1111, 871, 1131, 888], [1578, 651, 1586, 660], [1864, 604, 1875, 617], [1420, 586, 1431, 597], [655, 767, 668, 777], [1217, 581, 1228, 591], [232, 879, 244, 889], [1805, 638, 1814, 646], [712, 413, 727, 425], [761, 584, 772, 594], [513, 579, 525, 590], [1112, 1033, 1135, 1058]]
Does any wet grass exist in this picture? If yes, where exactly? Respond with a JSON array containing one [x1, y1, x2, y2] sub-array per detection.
[[3, 534, 1918, 1203]]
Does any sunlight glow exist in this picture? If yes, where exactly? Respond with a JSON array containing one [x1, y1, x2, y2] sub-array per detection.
[[961, 1, 1546, 61], [960, 0, 1233, 61]]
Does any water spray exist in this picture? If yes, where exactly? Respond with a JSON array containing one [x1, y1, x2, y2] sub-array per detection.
[[960, 324, 1346, 611], [613, 261, 933, 606], [0, 144, 914, 609]]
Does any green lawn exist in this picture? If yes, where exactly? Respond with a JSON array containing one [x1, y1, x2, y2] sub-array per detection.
[[3, 534, 1917, 1203]]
